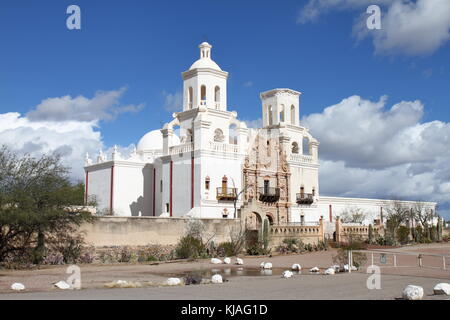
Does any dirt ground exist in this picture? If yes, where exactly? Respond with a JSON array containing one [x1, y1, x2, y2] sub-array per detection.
[[0, 243, 449, 299]]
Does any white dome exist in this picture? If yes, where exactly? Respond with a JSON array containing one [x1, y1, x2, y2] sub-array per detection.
[[137, 130, 180, 151], [189, 58, 222, 71], [189, 42, 222, 71]]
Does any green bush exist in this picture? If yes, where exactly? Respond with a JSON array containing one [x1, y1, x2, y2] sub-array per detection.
[[216, 242, 235, 257], [175, 236, 207, 259], [246, 242, 271, 256], [396, 226, 411, 244]]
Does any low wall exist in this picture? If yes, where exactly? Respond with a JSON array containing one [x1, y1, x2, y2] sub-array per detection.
[[269, 221, 325, 246], [335, 218, 384, 244], [81, 217, 241, 247]]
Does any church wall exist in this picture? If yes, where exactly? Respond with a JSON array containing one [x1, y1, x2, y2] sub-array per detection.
[[112, 164, 152, 217], [81, 216, 241, 247], [87, 166, 112, 214], [197, 153, 243, 218], [171, 154, 194, 217]]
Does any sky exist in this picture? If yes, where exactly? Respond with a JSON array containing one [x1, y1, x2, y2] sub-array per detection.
[[0, 0, 450, 219]]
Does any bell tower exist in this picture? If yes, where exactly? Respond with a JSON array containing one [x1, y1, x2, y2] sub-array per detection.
[[260, 89, 301, 127], [182, 42, 229, 112]]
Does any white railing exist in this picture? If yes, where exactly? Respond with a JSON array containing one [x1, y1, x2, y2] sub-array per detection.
[[289, 154, 315, 164], [208, 141, 240, 154], [169, 143, 194, 155]]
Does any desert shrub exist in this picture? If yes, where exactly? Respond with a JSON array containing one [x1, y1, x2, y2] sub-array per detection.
[[304, 243, 313, 252], [396, 226, 410, 244], [317, 240, 329, 251], [46, 231, 85, 264], [175, 236, 207, 259], [216, 242, 235, 257], [77, 247, 95, 264], [43, 252, 64, 265], [246, 242, 271, 256], [276, 238, 302, 254], [118, 246, 132, 263]]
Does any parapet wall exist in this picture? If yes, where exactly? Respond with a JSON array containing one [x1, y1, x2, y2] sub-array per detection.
[[81, 216, 241, 247]]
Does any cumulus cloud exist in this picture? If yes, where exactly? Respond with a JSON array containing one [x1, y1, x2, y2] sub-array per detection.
[[299, 0, 450, 56], [0, 112, 103, 180], [302, 95, 450, 218], [27, 87, 144, 122], [162, 91, 183, 112], [1, 88, 143, 180]]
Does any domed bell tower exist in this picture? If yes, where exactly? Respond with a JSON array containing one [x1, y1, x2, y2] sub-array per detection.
[[182, 42, 229, 112]]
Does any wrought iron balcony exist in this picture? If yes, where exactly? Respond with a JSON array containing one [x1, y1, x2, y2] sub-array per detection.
[[296, 193, 314, 205], [216, 187, 237, 201], [259, 187, 280, 203]]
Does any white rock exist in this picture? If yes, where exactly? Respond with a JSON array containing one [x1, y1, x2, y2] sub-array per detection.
[[331, 264, 341, 272], [402, 285, 424, 300], [115, 280, 128, 285], [291, 264, 302, 271], [223, 257, 231, 264], [310, 267, 320, 273], [263, 262, 272, 269], [324, 267, 335, 275], [211, 258, 222, 264], [343, 264, 358, 272], [433, 283, 450, 295], [54, 281, 71, 290], [166, 278, 182, 286], [211, 274, 223, 284], [235, 258, 244, 265], [282, 270, 293, 278], [11, 283, 25, 291]]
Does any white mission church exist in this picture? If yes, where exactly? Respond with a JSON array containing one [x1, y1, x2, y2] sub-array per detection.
[[83, 42, 436, 235]]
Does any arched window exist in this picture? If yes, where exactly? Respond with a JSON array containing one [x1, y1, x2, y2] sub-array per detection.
[[268, 105, 273, 126], [188, 87, 193, 109], [291, 142, 299, 154], [200, 85, 206, 105], [214, 86, 220, 109], [186, 129, 193, 142], [205, 176, 210, 190], [303, 137, 310, 155], [214, 128, 224, 142], [279, 104, 285, 122], [291, 105, 296, 125]]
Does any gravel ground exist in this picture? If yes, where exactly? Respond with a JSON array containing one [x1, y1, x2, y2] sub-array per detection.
[[0, 243, 448, 300]]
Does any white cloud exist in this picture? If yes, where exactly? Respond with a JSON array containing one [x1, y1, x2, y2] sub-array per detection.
[[0, 112, 103, 180], [299, 0, 450, 56], [243, 81, 254, 87], [0, 88, 143, 181], [162, 91, 183, 112], [27, 87, 144, 122], [302, 95, 450, 219], [243, 118, 262, 129]]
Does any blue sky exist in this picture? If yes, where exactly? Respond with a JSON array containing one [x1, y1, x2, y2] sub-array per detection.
[[1, 0, 450, 218]]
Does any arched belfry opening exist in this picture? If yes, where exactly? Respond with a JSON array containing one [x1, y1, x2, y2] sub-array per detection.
[[215, 86, 221, 109]]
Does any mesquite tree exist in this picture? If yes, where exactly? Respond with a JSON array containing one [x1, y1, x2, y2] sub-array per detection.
[[0, 146, 95, 264]]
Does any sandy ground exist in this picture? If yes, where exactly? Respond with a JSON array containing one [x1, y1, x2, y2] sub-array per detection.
[[0, 243, 449, 300]]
